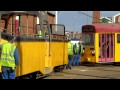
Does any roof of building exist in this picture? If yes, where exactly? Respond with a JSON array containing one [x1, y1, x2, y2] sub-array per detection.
[[113, 13, 120, 18], [0, 11, 55, 16], [113, 13, 120, 23], [100, 16, 112, 21], [47, 11, 55, 15], [0, 11, 40, 16]]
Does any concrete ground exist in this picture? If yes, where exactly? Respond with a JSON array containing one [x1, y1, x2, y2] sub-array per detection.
[[44, 65, 120, 79]]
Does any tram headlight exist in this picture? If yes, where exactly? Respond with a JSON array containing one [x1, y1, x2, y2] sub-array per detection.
[[82, 50, 84, 53], [91, 50, 95, 56]]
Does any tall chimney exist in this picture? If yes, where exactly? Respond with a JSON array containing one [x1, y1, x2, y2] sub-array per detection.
[[93, 11, 100, 24]]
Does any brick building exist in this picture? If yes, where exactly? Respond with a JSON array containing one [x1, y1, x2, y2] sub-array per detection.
[[74, 32, 81, 39], [65, 31, 81, 39], [0, 11, 55, 36], [113, 13, 120, 23], [47, 11, 55, 24], [100, 17, 112, 23]]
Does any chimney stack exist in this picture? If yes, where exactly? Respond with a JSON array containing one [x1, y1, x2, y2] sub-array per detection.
[[93, 11, 100, 24]]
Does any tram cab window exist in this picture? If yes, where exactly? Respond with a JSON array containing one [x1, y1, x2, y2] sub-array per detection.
[[51, 25, 65, 36], [117, 34, 120, 43], [82, 33, 95, 46]]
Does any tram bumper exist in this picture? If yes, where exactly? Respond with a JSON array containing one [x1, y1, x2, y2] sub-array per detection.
[[85, 58, 91, 62]]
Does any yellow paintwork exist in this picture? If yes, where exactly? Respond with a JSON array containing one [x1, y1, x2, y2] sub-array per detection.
[[44, 41, 68, 73], [81, 32, 120, 63], [95, 33, 99, 63], [50, 42, 68, 71], [114, 33, 120, 62], [0, 38, 68, 77], [15, 42, 46, 76], [81, 33, 100, 63], [81, 46, 96, 63], [64, 42, 68, 64]]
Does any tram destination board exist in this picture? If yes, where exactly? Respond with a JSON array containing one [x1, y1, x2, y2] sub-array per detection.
[[82, 25, 95, 32]]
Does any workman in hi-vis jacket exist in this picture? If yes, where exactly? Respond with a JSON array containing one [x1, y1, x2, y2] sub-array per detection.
[[38, 30, 42, 38], [38, 27, 47, 38], [73, 41, 83, 66], [67, 38, 75, 69], [0, 36, 19, 79]]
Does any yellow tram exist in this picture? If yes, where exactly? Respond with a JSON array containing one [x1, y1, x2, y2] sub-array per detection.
[[0, 11, 68, 79], [81, 23, 120, 65]]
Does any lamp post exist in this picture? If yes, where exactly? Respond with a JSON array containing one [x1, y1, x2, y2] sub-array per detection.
[[73, 15, 75, 39]]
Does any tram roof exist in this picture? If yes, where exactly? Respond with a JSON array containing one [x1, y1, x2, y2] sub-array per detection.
[[83, 23, 120, 33], [0, 11, 40, 16]]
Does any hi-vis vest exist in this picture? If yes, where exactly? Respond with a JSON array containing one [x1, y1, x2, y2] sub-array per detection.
[[75, 43, 83, 54], [38, 30, 42, 37], [74, 43, 79, 54], [0, 42, 16, 70], [80, 44, 84, 54], [38, 30, 46, 38], [68, 42, 74, 55]]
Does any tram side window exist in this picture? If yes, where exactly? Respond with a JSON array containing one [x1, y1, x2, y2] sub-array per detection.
[[117, 34, 120, 43]]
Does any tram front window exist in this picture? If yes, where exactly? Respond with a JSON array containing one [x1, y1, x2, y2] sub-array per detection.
[[82, 33, 95, 46]]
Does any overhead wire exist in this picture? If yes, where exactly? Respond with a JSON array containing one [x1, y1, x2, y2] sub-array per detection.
[[78, 11, 113, 22], [78, 11, 93, 19], [78, 11, 102, 21]]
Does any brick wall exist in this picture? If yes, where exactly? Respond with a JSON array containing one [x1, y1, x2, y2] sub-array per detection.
[[0, 20, 5, 30], [0, 13, 55, 36], [47, 13, 55, 24]]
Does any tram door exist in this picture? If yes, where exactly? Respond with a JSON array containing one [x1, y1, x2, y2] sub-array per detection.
[[43, 24, 51, 74], [99, 34, 114, 62]]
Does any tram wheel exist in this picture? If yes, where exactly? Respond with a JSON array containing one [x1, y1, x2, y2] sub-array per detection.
[[59, 65, 65, 72], [0, 73, 2, 79], [54, 65, 65, 72], [113, 62, 120, 66]]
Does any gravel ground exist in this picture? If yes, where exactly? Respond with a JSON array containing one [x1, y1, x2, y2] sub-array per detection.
[[44, 65, 120, 79]]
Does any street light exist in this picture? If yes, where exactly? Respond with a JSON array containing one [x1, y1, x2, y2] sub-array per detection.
[[73, 15, 75, 39]]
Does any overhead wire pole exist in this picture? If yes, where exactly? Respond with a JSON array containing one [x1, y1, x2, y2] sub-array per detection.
[[73, 15, 75, 39], [86, 11, 88, 24]]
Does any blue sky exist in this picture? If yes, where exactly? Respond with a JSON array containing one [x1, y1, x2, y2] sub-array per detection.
[[58, 11, 120, 32]]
